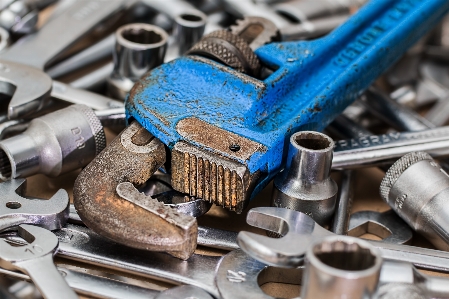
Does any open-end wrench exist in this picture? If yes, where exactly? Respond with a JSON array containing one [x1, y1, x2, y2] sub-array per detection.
[[0, 59, 123, 120], [0, 224, 77, 299], [126, 0, 449, 213], [237, 207, 449, 271], [0, 60, 51, 120], [348, 210, 413, 244], [0, 0, 134, 70], [0, 178, 69, 233]]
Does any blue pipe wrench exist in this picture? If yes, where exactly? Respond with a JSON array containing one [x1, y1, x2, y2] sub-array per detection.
[[126, 0, 449, 213]]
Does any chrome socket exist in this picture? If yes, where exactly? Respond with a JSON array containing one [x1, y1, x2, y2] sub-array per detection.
[[272, 131, 338, 225], [107, 23, 168, 100], [0, 104, 105, 180], [380, 151, 449, 251], [301, 236, 382, 299], [174, 10, 207, 55]]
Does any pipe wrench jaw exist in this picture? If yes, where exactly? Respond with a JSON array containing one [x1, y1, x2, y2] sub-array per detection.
[[128, 0, 449, 213]]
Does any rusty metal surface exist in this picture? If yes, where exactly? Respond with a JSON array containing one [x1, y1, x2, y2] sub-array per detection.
[[74, 121, 197, 260], [171, 141, 260, 213]]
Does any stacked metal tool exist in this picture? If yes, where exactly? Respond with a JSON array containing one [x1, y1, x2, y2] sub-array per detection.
[[2, 0, 449, 298]]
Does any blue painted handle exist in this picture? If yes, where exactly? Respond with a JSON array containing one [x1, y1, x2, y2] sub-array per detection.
[[126, 0, 449, 199]]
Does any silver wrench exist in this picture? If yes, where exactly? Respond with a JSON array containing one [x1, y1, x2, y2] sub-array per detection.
[[348, 210, 413, 245], [332, 126, 449, 169], [0, 178, 69, 232], [237, 207, 449, 272], [0, 0, 134, 70], [0, 60, 52, 120], [0, 224, 77, 299], [0, 59, 123, 120]]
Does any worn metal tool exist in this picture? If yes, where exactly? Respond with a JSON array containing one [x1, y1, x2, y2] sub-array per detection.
[[0, 178, 69, 232], [126, 0, 449, 213], [380, 152, 449, 250], [173, 10, 207, 55], [155, 286, 213, 299], [332, 126, 449, 169], [301, 236, 382, 299], [0, 60, 51, 120], [107, 23, 168, 100], [1, 265, 160, 299], [273, 0, 364, 22], [331, 170, 354, 235], [421, 60, 449, 126], [379, 260, 449, 298], [0, 59, 123, 122], [348, 210, 413, 245], [377, 283, 425, 299], [360, 87, 435, 132], [12, 221, 449, 299], [0, 104, 106, 180], [237, 207, 449, 271], [139, 172, 212, 217], [32, 223, 293, 298], [74, 121, 197, 260], [272, 131, 338, 226], [0, 0, 133, 70], [0, 0, 39, 34], [0, 224, 78, 299]]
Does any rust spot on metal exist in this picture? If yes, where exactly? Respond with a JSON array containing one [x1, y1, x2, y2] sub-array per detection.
[[176, 117, 266, 161], [74, 121, 197, 260]]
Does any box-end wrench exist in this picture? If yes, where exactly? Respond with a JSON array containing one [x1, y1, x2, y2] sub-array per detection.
[[237, 207, 449, 272], [0, 224, 78, 299], [126, 0, 449, 213], [0, 178, 69, 232], [0, 0, 134, 70]]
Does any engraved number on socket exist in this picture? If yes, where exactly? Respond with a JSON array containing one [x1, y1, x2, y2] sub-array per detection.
[[227, 270, 246, 283], [395, 194, 407, 209], [71, 127, 85, 149]]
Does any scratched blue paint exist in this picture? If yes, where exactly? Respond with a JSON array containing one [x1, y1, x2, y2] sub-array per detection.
[[126, 0, 449, 199]]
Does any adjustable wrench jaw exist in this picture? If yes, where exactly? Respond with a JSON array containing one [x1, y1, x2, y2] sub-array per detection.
[[127, 0, 449, 213]]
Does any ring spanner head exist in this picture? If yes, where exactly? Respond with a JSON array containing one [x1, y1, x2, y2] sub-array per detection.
[[237, 206, 332, 267]]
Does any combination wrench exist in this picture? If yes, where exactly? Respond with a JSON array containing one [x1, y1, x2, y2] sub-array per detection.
[[0, 178, 69, 232], [0, 224, 77, 299], [237, 207, 449, 271]]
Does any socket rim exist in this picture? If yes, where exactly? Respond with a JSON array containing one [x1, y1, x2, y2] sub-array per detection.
[[289, 131, 335, 153], [116, 23, 169, 51], [306, 235, 382, 277]]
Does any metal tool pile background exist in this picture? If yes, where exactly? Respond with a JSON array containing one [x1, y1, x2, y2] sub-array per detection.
[[2, 0, 449, 298]]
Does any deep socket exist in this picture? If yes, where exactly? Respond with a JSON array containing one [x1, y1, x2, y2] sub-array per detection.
[[301, 236, 382, 299], [0, 104, 105, 180], [174, 11, 207, 55], [107, 23, 168, 100], [380, 152, 449, 251], [272, 131, 338, 225]]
